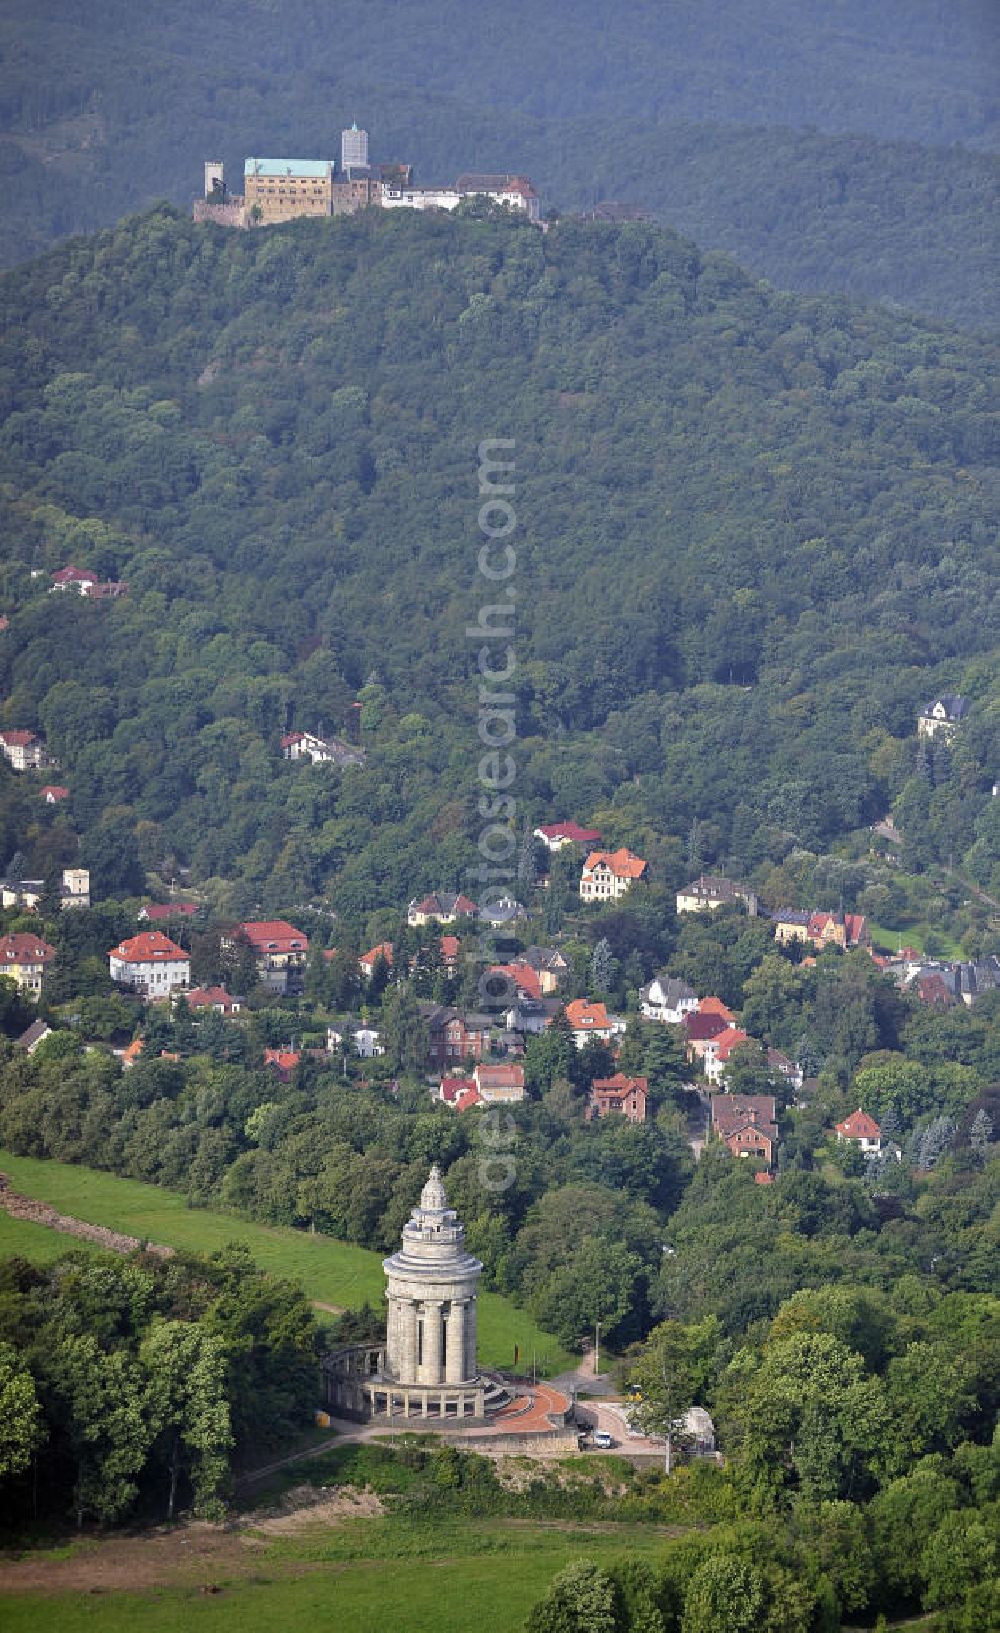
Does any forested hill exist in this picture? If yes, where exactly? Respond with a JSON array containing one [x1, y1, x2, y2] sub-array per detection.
[[1, 0, 998, 327], [0, 206, 997, 922]]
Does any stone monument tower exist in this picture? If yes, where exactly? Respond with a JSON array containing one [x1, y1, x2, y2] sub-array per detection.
[[322, 1164, 508, 1421], [383, 1164, 480, 1386]]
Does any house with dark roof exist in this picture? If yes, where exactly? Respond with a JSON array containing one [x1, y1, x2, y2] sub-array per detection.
[[407, 892, 478, 927], [1, 867, 89, 912], [641, 974, 698, 1024], [772, 909, 813, 945], [50, 565, 128, 599], [677, 875, 757, 916], [0, 730, 53, 773], [957, 956, 1000, 1006], [478, 893, 528, 927], [418, 1004, 492, 1066], [918, 696, 968, 740], [711, 1093, 778, 1166], [280, 730, 365, 767], [520, 946, 569, 993], [16, 1018, 52, 1054]]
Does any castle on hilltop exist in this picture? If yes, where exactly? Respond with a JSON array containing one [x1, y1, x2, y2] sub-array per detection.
[[194, 123, 540, 230]]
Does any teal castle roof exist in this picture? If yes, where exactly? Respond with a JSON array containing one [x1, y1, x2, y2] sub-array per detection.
[[245, 158, 333, 178]]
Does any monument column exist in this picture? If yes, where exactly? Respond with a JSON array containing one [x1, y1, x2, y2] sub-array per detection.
[[401, 1298, 418, 1380], [423, 1299, 443, 1383], [464, 1296, 477, 1381], [445, 1299, 466, 1382], [385, 1297, 398, 1372]]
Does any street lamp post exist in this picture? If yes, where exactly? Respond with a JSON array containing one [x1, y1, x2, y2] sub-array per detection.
[[594, 1319, 601, 1379]]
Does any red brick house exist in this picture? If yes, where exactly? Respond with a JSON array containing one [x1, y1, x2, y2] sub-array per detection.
[[587, 1073, 648, 1123], [421, 1005, 492, 1066], [711, 1094, 778, 1166]]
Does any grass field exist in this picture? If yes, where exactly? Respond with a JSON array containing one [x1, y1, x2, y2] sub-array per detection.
[[0, 1209, 104, 1264], [0, 1510, 942, 1632], [0, 1149, 576, 1374], [867, 921, 963, 958], [0, 1515, 673, 1633]]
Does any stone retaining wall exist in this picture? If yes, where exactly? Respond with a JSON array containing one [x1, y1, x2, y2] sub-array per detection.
[[0, 1174, 173, 1259], [446, 1430, 580, 1457]]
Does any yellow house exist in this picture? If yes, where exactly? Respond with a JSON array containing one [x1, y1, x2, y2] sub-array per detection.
[[0, 932, 56, 998]]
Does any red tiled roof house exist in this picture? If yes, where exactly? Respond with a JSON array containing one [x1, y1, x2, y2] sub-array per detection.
[[587, 1072, 648, 1123], [579, 848, 648, 902], [835, 1109, 882, 1154], [225, 920, 308, 993], [109, 931, 190, 996], [0, 932, 56, 998]]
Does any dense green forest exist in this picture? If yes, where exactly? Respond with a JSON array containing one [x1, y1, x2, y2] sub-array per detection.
[[0, 0, 997, 325], [0, 203, 995, 1620], [0, 1243, 320, 1528], [0, 206, 996, 925]]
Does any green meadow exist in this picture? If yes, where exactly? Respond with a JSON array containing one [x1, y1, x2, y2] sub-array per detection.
[[0, 1149, 575, 1373], [0, 1517, 672, 1633]]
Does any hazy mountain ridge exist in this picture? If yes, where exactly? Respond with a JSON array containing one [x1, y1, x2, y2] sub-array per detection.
[[0, 0, 997, 326]]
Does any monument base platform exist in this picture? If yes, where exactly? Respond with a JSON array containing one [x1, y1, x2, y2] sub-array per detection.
[[321, 1344, 510, 1423]]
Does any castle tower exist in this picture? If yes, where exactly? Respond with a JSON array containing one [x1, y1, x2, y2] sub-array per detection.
[[204, 161, 224, 199], [341, 122, 369, 174], [382, 1165, 481, 1386]]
